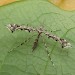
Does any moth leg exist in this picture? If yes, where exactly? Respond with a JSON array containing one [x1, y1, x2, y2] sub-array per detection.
[[32, 32, 42, 52], [8, 35, 36, 53], [43, 39, 55, 66]]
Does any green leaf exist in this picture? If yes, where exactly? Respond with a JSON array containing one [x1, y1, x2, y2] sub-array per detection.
[[0, 0, 75, 75]]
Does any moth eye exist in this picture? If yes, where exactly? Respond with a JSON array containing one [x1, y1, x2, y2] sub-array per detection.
[[55, 39, 58, 41], [11, 30, 14, 33], [21, 29, 23, 30], [62, 46, 64, 48]]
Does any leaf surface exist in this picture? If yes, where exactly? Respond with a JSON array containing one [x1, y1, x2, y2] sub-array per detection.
[[0, 0, 75, 75]]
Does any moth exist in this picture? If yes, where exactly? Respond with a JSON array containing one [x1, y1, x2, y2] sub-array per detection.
[[7, 24, 72, 69], [7, 24, 72, 50]]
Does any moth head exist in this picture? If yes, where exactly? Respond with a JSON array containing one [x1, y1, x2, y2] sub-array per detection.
[[62, 42, 72, 48]]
